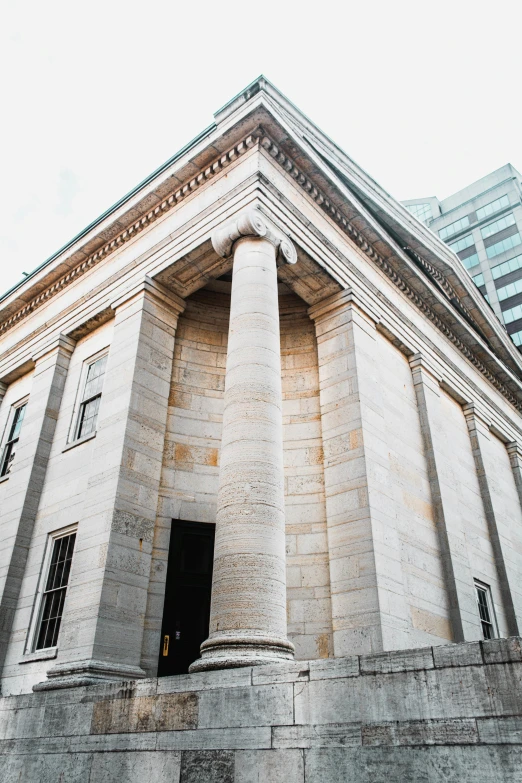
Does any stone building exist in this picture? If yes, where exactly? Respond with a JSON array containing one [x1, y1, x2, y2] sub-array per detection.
[[0, 77, 521, 781]]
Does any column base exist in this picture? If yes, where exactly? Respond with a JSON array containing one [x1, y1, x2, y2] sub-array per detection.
[[189, 633, 295, 672], [33, 659, 147, 691]]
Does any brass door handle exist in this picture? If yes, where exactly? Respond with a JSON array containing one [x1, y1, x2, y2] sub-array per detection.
[[162, 635, 170, 656]]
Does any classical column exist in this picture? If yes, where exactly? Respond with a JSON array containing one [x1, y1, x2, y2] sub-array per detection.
[[0, 336, 75, 682], [37, 278, 184, 689], [464, 407, 521, 635], [190, 210, 296, 671]]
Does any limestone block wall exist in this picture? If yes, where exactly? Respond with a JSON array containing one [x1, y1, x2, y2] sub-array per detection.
[[280, 290, 332, 661], [0, 322, 113, 696], [480, 430, 522, 623], [440, 391, 510, 638], [141, 283, 228, 674], [374, 331, 452, 648], [0, 372, 34, 512], [1, 638, 521, 782], [142, 282, 334, 671]]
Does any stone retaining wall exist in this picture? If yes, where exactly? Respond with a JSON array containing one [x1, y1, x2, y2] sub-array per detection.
[[1, 638, 521, 781]]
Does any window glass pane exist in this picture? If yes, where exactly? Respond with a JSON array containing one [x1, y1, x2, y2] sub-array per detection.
[[475, 583, 495, 640], [511, 330, 522, 347], [486, 233, 522, 259], [504, 302, 522, 324], [472, 272, 485, 287], [35, 533, 76, 650], [449, 234, 474, 253], [9, 403, 27, 441], [476, 194, 510, 222], [439, 215, 470, 240], [462, 253, 480, 270], [481, 213, 516, 239], [78, 395, 101, 439], [406, 203, 432, 223], [492, 253, 522, 280], [498, 277, 522, 302], [0, 403, 27, 477], [83, 355, 107, 401]]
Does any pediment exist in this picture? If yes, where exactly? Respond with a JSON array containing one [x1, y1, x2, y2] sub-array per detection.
[[1, 76, 522, 412]]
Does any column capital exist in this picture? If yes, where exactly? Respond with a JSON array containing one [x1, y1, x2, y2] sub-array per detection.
[[0, 382, 7, 404], [211, 209, 297, 265]]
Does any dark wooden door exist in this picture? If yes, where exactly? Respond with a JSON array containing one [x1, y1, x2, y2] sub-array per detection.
[[158, 521, 215, 676]]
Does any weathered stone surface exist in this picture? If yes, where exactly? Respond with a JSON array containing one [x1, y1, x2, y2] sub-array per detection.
[[91, 692, 198, 733], [235, 749, 305, 782], [309, 656, 359, 680], [198, 683, 293, 729], [361, 718, 478, 746], [432, 642, 482, 668], [179, 750, 234, 783], [89, 750, 182, 783], [483, 637, 522, 664], [360, 648, 434, 674], [273, 723, 361, 748]]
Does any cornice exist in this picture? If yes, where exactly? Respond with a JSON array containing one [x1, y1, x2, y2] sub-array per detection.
[[0, 118, 520, 414], [258, 134, 522, 412], [0, 134, 259, 340]]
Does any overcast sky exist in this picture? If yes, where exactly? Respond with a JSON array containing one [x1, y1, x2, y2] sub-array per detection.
[[1, 0, 520, 296]]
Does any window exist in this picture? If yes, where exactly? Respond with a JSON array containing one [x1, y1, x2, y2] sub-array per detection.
[[439, 215, 470, 240], [497, 277, 522, 302], [449, 234, 474, 254], [74, 354, 107, 440], [475, 581, 497, 640], [492, 254, 522, 280], [481, 213, 516, 240], [472, 272, 485, 287], [34, 531, 76, 650], [461, 253, 480, 270], [405, 203, 433, 223], [510, 330, 522, 347], [476, 195, 510, 222], [486, 233, 522, 259], [0, 402, 27, 477], [503, 302, 522, 324]]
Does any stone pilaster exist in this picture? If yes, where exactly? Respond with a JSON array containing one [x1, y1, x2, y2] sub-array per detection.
[[464, 407, 521, 636], [36, 278, 184, 690], [309, 291, 410, 656], [190, 210, 296, 671], [410, 355, 478, 642], [0, 382, 6, 407], [0, 335, 75, 684]]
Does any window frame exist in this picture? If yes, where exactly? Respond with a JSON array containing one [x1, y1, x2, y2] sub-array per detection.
[[474, 580, 499, 640], [0, 397, 29, 478], [68, 349, 108, 444], [26, 524, 78, 654]]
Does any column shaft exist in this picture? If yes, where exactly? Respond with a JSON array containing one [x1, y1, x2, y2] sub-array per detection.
[[191, 215, 295, 670]]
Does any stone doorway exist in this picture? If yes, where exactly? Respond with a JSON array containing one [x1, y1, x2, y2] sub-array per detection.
[[158, 520, 215, 676]]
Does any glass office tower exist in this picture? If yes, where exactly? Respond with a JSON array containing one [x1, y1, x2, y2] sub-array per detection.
[[403, 164, 522, 349]]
